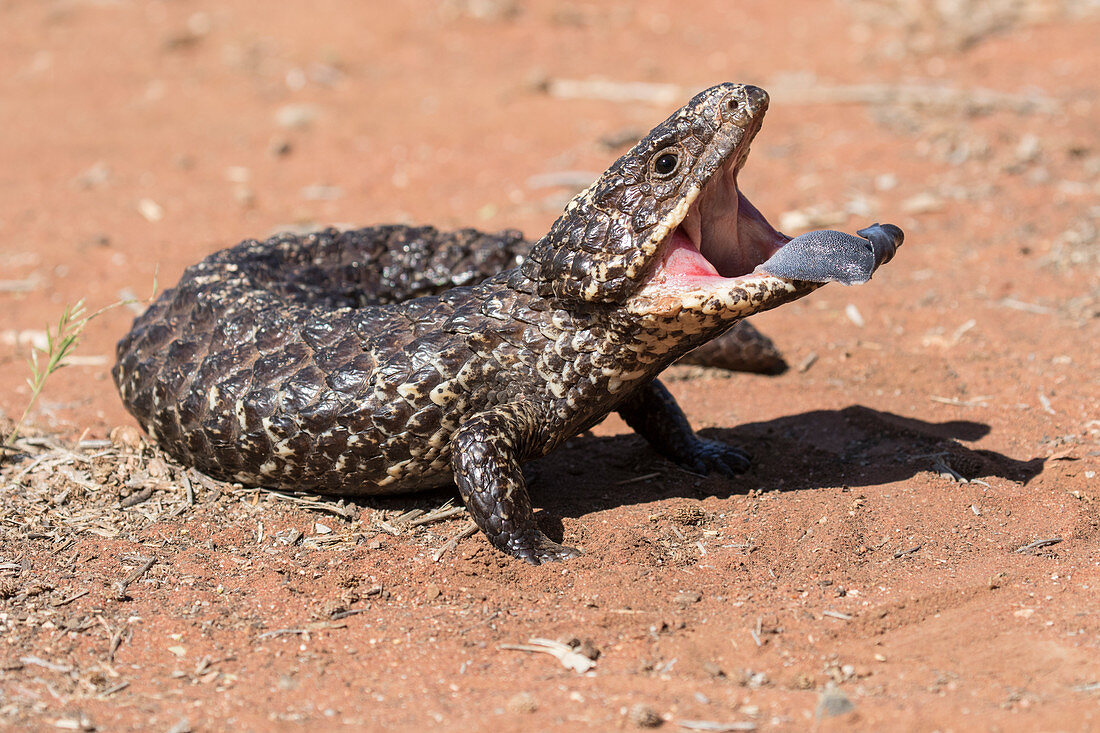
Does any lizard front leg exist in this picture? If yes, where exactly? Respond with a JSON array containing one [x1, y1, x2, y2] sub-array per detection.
[[450, 402, 582, 564], [617, 379, 751, 476]]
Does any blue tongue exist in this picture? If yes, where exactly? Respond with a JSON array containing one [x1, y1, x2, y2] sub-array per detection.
[[756, 223, 904, 285]]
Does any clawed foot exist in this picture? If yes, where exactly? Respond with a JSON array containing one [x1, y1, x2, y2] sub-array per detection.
[[504, 530, 583, 565], [678, 437, 751, 476]]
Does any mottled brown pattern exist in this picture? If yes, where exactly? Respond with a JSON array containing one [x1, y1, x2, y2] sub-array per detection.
[[115, 84, 842, 563]]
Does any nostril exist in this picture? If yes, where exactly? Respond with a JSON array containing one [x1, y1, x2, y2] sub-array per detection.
[[741, 85, 770, 110]]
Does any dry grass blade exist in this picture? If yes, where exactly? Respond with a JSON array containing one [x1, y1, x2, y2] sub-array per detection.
[[51, 589, 89, 607], [408, 504, 466, 526], [20, 655, 73, 673], [930, 457, 967, 482], [98, 681, 131, 698], [1014, 537, 1062, 554], [771, 80, 1059, 114], [233, 487, 357, 519], [929, 395, 991, 407], [113, 556, 156, 599], [893, 544, 922, 559], [257, 621, 346, 639], [542, 77, 682, 105], [822, 610, 853, 621], [432, 522, 478, 562], [0, 277, 40, 293], [677, 720, 757, 732]]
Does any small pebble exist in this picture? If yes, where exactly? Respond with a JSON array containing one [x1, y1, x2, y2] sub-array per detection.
[[109, 425, 144, 451], [779, 207, 846, 232], [792, 673, 815, 690], [901, 192, 943, 214], [224, 166, 251, 183], [574, 638, 600, 661], [845, 303, 865, 327], [627, 703, 663, 728], [300, 184, 343, 201], [269, 137, 293, 157], [1015, 134, 1042, 164], [702, 661, 725, 678], [815, 685, 854, 719], [670, 505, 706, 525], [558, 636, 600, 660], [72, 161, 111, 189], [137, 198, 164, 222], [275, 103, 320, 129], [874, 173, 898, 191], [673, 590, 702, 604], [507, 691, 537, 714]]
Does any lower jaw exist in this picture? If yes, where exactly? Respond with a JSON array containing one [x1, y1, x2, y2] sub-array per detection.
[[648, 230, 786, 289], [626, 266, 813, 321]]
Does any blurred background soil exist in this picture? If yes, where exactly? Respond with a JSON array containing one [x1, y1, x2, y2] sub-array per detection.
[[0, 0, 1097, 730]]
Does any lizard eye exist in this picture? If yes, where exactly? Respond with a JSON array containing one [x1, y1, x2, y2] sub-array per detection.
[[652, 149, 680, 178]]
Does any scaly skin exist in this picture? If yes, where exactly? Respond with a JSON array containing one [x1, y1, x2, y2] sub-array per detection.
[[115, 83, 852, 563]]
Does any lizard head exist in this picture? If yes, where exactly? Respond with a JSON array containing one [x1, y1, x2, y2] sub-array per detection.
[[522, 82, 816, 332]]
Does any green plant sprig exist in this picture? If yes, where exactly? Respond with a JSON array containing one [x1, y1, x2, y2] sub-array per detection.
[[2, 273, 157, 453], [4, 300, 90, 451]]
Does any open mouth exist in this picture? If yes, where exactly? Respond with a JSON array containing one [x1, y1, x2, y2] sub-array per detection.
[[651, 154, 790, 285]]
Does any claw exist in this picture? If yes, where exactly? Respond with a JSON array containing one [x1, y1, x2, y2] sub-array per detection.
[[509, 531, 582, 565], [683, 437, 751, 477]]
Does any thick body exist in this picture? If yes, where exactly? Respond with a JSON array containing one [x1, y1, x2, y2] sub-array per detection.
[[115, 225, 785, 495], [115, 83, 896, 562]]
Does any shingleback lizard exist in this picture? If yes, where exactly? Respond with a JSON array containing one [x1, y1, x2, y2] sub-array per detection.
[[114, 83, 903, 564]]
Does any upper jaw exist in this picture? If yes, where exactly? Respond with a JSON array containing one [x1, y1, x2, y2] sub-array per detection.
[[621, 139, 822, 322]]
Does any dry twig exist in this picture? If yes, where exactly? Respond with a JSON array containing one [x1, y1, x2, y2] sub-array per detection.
[[113, 556, 156, 599]]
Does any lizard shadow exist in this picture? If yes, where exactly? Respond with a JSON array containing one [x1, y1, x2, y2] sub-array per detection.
[[527, 404, 1045, 523]]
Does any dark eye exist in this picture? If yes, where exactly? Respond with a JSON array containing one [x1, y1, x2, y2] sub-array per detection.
[[652, 150, 679, 177]]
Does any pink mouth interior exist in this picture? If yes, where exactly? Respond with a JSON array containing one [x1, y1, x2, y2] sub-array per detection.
[[661, 229, 721, 277], [652, 166, 790, 284]]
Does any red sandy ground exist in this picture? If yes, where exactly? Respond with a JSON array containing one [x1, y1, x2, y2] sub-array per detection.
[[1, 0, 1097, 730]]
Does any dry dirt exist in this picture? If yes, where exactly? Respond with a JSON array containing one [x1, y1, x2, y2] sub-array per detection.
[[1, 0, 1098, 730]]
